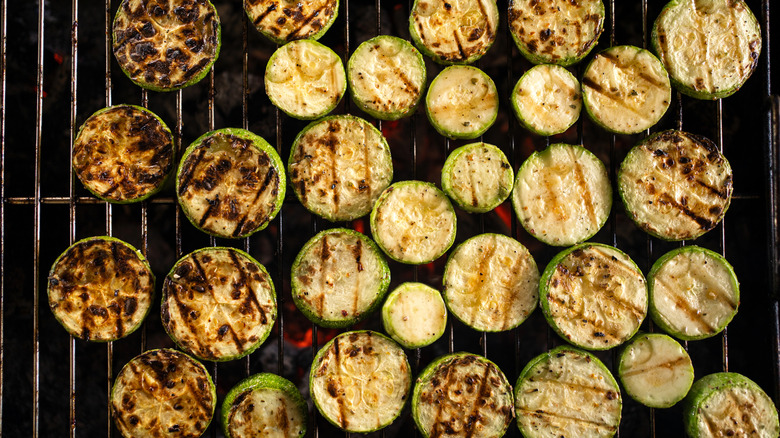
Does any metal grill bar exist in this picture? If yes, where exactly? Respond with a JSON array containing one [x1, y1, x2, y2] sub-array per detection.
[[0, 0, 7, 434], [68, 0, 79, 436]]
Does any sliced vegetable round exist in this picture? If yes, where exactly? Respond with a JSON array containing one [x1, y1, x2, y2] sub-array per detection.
[[73, 105, 174, 203], [221, 373, 307, 438], [112, 0, 221, 92], [412, 353, 514, 438], [48, 236, 154, 342], [444, 233, 539, 332], [648, 246, 739, 341], [177, 128, 285, 239], [425, 65, 498, 140], [288, 115, 393, 222], [381, 282, 447, 349], [540, 243, 647, 350], [582, 45, 671, 134], [245, 0, 338, 45], [161, 247, 277, 362], [512, 143, 612, 246], [511, 64, 582, 136], [310, 331, 411, 433], [441, 142, 513, 213], [370, 180, 457, 265]]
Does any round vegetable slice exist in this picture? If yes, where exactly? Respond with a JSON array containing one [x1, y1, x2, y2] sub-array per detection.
[[176, 128, 285, 239], [288, 115, 393, 222], [441, 142, 513, 213], [443, 233, 539, 332], [111, 348, 216, 438], [412, 352, 514, 438], [381, 282, 447, 349], [425, 65, 499, 140], [540, 243, 648, 350], [310, 330, 411, 433], [161, 247, 277, 362], [512, 143, 612, 246], [511, 64, 582, 136], [112, 0, 221, 92], [245, 0, 338, 45], [291, 228, 390, 328], [47, 236, 154, 342], [648, 246, 739, 341], [221, 373, 307, 438]]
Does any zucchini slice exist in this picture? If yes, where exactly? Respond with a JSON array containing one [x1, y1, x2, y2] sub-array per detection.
[[221, 373, 307, 438], [512, 143, 612, 247], [112, 0, 221, 92], [618, 130, 733, 241], [73, 105, 174, 203], [412, 352, 514, 438], [508, 0, 605, 66], [443, 233, 539, 332], [426, 66, 498, 139], [440, 142, 513, 214], [409, 0, 499, 65], [245, 0, 338, 45], [47, 236, 154, 342], [291, 228, 391, 328], [540, 243, 647, 350], [111, 348, 216, 438], [265, 40, 346, 120], [652, 0, 762, 100], [511, 64, 582, 136], [381, 282, 447, 349], [617, 332, 694, 408], [161, 247, 277, 362], [288, 115, 393, 222], [648, 246, 739, 341], [310, 330, 411, 433], [370, 180, 457, 265], [177, 128, 285, 239], [515, 346, 622, 438], [582, 45, 671, 134]]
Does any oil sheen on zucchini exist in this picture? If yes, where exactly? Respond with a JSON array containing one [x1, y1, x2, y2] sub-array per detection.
[[441, 142, 513, 213], [426, 65, 498, 139], [221, 373, 307, 438], [245, 0, 338, 45], [511, 64, 582, 136], [382, 282, 447, 349]]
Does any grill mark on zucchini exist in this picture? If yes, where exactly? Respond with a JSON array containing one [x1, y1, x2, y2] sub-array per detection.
[[517, 408, 617, 431], [501, 254, 528, 331], [331, 336, 349, 428], [653, 276, 731, 334], [620, 356, 690, 378], [428, 357, 457, 438], [287, 7, 327, 40], [252, 3, 277, 26], [571, 154, 597, 226], [582, 75, 651, 123], [178, 147, 207, 195], [599, 50, 667, 89], [467, 240, 496, 324]]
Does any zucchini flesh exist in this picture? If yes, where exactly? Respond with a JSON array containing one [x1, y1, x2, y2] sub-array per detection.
[[511, 64, 582, 136], [222, 373, 307, 438], [245, 0, 338, 44], [441, 142, 514, 214], [381, 282, 447, 349], [426, 65, 498, 139]]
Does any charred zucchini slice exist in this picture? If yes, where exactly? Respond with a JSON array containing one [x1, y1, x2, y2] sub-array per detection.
[[381, 282, 447, 349], [652, 0, 762, 100], [540, 243, 647, 350], [310, 330, 411, 433], [618, 130, 733, 241], [291, 228, 391, 328], [370, 180, 457, 265], [426, 65, 499, 140], [265, 39, 346, 120], [112, 0, 221, 92], [111, 348, 216, 438], [508, 0, 605, 66], [412, 352, 514, 438], [515, 346, 622, 438], [440, 142, 513, 214], [512, 143, 612, 246], [161, 247, 277, 362], [511, 64, 582, 136], [48, 236, 154, 342], [443, 233, 539, 332], [221, 373, 307, 438], [409, 0, 499, 65], [177, 128, 285, 239], [648, 246, 739, 341], [245, 0, 338, 45], [288, 115, 393, 222], [582, 45, 671, 134], [73, 105, 174, 203]]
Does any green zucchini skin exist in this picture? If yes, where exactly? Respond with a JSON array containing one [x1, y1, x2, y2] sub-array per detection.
[[425, 65, 499, 140], [382, 282, 447, 349], [511, 64, 582, 136], [441, 142, 514, 213], [244, 0, 338, 45]]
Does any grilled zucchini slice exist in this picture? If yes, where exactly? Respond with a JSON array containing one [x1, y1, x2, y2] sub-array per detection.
[[441, 142, 513, 214], [47, 236, 154, 342], [288, 115, 393, 222], [426, 65, 499, 140], [111, 348, 216, 438], [381, 282, 447, 349], [291, 228, 390, 328], [310, 330, 411, 433], [652, 0, 762, 100], [412, 352, 514, 438], [512, 143, 612, 246], [443, 233, 539, 332], [409, 0, 499, 65], [161, 247, 277, 362], [648, 246, 739, 341], [177, 128, 285, 239], [370, 180, 457, 265], [221, 373, 307, 438], [245, 0, 338, 45], [515, 346, 622, 438], [618, 130, 733, 241], [511, 64, 582, 136], [112, 0, 221, 92], [582, 45, 671, 134], [540, 243, 647, 350], [265, 39, 346, 120], [508, 0, 605, 66]]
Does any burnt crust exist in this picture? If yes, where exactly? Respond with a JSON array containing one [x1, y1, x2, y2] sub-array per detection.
[[245, 0, 338, 44]]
